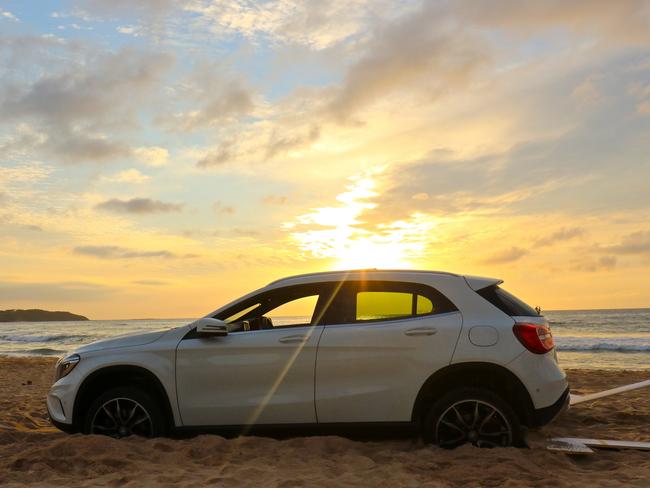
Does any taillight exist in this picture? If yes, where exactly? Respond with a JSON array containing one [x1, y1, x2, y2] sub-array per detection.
[[513, 322, 554, 354]]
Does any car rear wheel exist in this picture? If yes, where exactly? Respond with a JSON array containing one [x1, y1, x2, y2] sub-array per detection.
[[83, 386, 165, 438], [423, 387, 522, 448]]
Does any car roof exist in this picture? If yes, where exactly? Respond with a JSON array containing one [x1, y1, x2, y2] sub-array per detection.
[[268, 269, 503, 290], [266, 268, 501, 287]]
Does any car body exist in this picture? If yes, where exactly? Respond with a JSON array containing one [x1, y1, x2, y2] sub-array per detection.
[[47, 269, 569, 446]]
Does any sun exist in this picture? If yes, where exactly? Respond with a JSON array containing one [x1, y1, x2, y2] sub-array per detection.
[[285, 173, 435, 269], [333, 238, 414, 269]]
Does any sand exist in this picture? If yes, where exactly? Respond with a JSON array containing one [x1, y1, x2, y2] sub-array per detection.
[[0, 357, 648, 487]]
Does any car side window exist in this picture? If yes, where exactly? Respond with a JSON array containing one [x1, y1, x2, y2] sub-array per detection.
[[356, 291, 412, 321], [266, 295, 318, 327], [224, 303, 261, 324], [321, 280, 458, 325], [214, 283, 335, 331], [416, 295, 434, 315]]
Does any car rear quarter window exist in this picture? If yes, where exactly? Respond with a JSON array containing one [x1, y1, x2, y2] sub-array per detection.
[[416, 295, 434, 314], [477, 285, 540, 317]]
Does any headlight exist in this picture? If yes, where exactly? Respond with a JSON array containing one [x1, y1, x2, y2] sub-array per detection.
[[54, 354, 80, 381]]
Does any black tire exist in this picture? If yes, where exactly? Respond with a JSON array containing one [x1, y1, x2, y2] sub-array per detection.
[[83, 386, 166, 438], [423, 387, 522, 448]]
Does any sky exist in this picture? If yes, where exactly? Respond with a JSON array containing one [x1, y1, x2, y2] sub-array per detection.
[[0, 0, 649, 319]]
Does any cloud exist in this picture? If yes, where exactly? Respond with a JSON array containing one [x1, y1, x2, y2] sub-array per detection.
[[263, 195, 288, 205], [534, 227, 585, 247], [157, 63, 254, 132], [266, 125, 320, 159], [132, 279, 168, 286], [571, 255, 617, 272], [196, 142, 234, 168], [326, 3, 488, 122], [482, 247, 529, 265], [74, 245, 178, 259], [23, 224, 43, 232], [0, 9, 19, 22], [49, 134, 132, 163], [211, 227, 260, 238], [638, 100, 650, 115], [185, 0, 397, 50], [602, 230, 650, 255], [116, 25, 141, 36], [103, 168, 150, 184], [454, 0, 650, 46], [134, 146, 169, 166], [74, 245, 199, 260], [359, 76, 650, 225], [572, 76, 603, 106], [75, 0, 180, 18], [1, 47, 172, 125], [95, 197, 183, 214], [0, 43, 174, 163], [0, 280, 114, 302], [213, 201, 235, 215]]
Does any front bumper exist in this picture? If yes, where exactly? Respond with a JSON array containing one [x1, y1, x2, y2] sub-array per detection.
[[47, 391, 77, 433], [530, 386, 570, 427], [48, 411, 77, 434], [46, 372, 79, 431]]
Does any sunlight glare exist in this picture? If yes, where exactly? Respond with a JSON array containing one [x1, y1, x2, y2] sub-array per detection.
[[287, 174, 435, 269]]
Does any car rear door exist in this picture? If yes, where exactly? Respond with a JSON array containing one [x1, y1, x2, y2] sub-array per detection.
[[314, 281, 463, 423]]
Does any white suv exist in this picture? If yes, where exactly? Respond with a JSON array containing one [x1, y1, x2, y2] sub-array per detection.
[[48, 270, 569, 447]]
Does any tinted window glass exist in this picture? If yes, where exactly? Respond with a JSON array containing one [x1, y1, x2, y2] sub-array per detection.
[[477, 285, 539, 316], [320, 280, 458, 325], [356, 291, 412, 321], [416, 295, 433, 315]]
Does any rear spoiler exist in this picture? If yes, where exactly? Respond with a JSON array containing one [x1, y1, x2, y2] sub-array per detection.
[[463, 275, 503, 291]]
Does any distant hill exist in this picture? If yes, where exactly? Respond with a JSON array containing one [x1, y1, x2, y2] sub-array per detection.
[[0, 309, 89, 322]]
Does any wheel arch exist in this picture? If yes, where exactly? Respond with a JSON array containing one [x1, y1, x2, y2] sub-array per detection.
[[411, 362, 536, 427], [72, 365, 175, 432]]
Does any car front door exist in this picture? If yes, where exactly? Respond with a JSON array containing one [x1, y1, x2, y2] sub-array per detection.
[[176, 283, 332, 427], [314, 281, 463, 423]]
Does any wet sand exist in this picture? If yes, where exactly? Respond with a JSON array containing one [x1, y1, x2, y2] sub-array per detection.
[[1, 357, 648, 487]]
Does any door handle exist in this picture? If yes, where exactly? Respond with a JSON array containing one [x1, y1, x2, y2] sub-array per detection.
[[404, 327, 438, 336], [279, 335, 308, 344]]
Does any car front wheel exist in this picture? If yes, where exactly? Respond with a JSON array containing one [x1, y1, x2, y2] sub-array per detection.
[[424, 387, 522, 448], [83, 386, 165, 438]]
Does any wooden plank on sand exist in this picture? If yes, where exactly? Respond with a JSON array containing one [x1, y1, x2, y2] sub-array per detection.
[[547, 439, 595, 455], [570, 379, 650, 405], [550, 438, 650, 451]]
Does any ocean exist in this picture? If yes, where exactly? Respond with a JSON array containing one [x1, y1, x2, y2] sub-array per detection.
[[0, 309, 649, 370]]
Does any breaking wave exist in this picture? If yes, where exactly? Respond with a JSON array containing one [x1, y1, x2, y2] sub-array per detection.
[[555, 337, 650, 352], [0, 334, 90, 343]]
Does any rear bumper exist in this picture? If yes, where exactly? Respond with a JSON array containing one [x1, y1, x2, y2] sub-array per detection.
[[530, 386, 570, 427]]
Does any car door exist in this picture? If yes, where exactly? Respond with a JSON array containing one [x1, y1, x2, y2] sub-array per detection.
[[314, 281, 463, 423], [176, 283, 332, 426]]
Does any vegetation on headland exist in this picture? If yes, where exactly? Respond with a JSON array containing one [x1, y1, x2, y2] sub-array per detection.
[[0, 309, 89, 322]]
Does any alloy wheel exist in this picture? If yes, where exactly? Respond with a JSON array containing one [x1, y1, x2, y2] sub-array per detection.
[[90, 397, 154, 438], [435, 399, 512, 448]]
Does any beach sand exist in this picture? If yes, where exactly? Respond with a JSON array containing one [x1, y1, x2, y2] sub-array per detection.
[[0, 357, 648, 487]]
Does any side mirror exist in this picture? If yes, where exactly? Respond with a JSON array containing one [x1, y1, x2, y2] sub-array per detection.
[[194, 317, 229, 337]]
